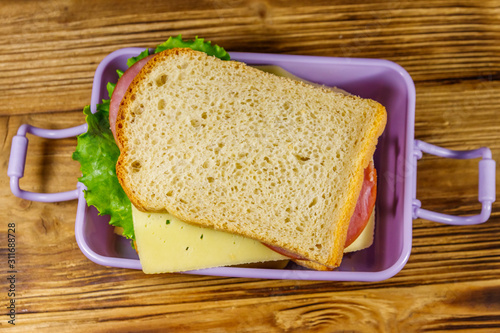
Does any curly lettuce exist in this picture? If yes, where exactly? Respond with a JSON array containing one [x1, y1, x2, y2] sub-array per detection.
[[127, 35, 230, 67], [72, 103, 135, 239], [73, 36, 229, 241]]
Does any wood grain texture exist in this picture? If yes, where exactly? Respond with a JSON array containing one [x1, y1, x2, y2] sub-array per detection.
[[1, 0, 500, 331]]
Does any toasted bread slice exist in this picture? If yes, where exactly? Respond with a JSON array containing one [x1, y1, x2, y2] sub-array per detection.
[[116, 48, 386, 268]]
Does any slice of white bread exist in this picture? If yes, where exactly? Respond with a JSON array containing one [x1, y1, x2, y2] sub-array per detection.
[[116, 48, 386, 268], [293, 209, 375, 270]]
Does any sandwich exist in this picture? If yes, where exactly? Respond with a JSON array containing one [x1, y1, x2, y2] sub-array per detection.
[[73, 36, 386, 273]]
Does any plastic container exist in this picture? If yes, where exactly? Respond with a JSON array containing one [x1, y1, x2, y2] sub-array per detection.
[[8, 48, 496, 281]]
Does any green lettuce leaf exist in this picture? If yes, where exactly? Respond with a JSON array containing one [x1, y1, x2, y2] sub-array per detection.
[[106, 82, 116, 99], [155, 35, 230, 60], [73, 36, 229, 241], [126, 49, 151, 68], [127, 35, 231, 68], [72, 104, 134, 239]]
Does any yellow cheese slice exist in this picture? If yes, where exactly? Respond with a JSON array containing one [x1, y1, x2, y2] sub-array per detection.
[[133, 206, 374, 273], [132, 206, 288, 273]]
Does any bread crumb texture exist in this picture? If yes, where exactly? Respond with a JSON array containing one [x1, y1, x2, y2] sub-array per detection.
[[116, 48, 386, 267]]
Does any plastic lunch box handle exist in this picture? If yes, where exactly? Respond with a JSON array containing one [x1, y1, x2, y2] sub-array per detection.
[[412, 139, 496, 225], [7, 123, 88, 202]]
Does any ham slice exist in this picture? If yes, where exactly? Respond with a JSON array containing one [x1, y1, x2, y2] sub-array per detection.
[[344, 160, 377, 248]]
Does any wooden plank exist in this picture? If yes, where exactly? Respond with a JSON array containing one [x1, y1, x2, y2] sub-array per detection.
[[1, 0, 500, 331], [2, 1, 500, 115]]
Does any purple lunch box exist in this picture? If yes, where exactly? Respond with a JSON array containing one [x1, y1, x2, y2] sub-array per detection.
[[8, 48, 496, 281]]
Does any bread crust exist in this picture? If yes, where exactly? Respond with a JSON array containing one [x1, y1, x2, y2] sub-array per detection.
[[115, 48, 387, 268]]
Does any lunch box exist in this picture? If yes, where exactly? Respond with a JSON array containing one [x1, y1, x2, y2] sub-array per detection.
[[8, 48, 496, 281]]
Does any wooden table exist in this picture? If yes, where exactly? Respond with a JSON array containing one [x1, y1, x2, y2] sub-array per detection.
[[1, 0, 499, 331]]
